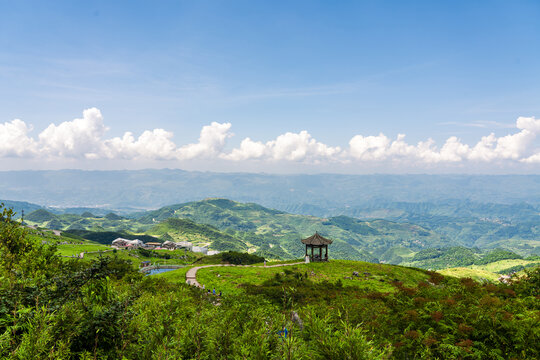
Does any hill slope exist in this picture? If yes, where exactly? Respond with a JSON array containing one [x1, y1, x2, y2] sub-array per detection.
[[135, 198, 449, 261], [147, 218, 248, 252]]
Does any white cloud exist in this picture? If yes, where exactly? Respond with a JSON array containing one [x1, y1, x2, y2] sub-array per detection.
[[38, 107, 107, 158], [178, 122, 232, 160], [103, 129, 178, 160], [348, 134, 472, 163], [466, 117, 540, 162], [349, 133, 390, 160], [267, 131, 341, 161], [222, 137, 267, 161], [0, 119, 37, 157], [344, 117, 540, 164], [521, 152, 540, 163], [0, 109, 539, 170], [516, 116, 540, 133], [223, 130, 341, 162]]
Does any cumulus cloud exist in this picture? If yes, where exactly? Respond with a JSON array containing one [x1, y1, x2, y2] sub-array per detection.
[[223, 137, 267, 161], [178, 122, 232, 160], [521, 152, 540, 163], [0, 119, 37, 157], [38, 107, 107, 158], [102, 129, 178, 160], [344, 117, 540, 164], [0, 109, 539, 168], [349, 133, 390, 160], [222, 130, 341, 162], [517, 116, 540, 133]]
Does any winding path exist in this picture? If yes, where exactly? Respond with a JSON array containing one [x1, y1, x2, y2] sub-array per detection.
[[186, 262, 305, 287]]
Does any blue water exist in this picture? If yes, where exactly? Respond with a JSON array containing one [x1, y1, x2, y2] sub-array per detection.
[[146, 268, 178, 275]]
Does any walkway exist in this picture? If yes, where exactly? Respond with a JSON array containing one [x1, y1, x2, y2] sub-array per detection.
[[186, 262, 305, 287]]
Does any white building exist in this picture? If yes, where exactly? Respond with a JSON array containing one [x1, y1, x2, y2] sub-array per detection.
[[162, 241, 193, 251], [112, 238, 144, 248], [191, 246, 208, 255]]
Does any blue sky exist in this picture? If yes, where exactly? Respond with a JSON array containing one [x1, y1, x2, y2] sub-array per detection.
[[1, 1, 540, 172]]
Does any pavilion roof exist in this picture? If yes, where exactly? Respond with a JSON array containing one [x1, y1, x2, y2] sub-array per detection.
[[301, 232, 333, 245]]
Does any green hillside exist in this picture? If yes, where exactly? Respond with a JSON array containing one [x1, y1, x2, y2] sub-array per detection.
[[135, 198, 449, 261], [400, 247, 535, 271], [147, 218, 248, 252], [338, 199, 540, 258], [25, 209, 149, 233], [0, 199, 42, 218], [24, 198, 536, 267], [25, 209, 57, 222]]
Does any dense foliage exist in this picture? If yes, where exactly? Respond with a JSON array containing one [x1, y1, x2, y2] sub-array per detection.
[[475, 249, 523, 265], [405, 247, 532, 271], [195, 251, 265, 265]]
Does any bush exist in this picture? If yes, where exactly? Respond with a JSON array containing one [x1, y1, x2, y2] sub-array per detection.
[[221, 251, 265, 265]]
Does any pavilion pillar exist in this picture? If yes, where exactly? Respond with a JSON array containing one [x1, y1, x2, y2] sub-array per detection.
[[319, 246, 322, 259], [325, 245, 328, 260], [311, 245, 314, 260], [305, 244, 308, 257]]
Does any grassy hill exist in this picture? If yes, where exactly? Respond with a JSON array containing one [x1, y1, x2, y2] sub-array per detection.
[[24, 209, 149, 233], [0, 199, 43, 218], [147, 218, 248, 252], [439, 258, 540, 283], [161, 259, 431, 296], [135, 198, 449, 261], [347, 200, 540, 257], [23, 198, 537, 266], [400, 247, 528, 269]]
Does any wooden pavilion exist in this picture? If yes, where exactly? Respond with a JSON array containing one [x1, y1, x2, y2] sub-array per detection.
[[301, 232, 333, 262]]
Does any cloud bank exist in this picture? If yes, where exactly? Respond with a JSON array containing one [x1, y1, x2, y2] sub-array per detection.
[[1, 108, 539, 167]]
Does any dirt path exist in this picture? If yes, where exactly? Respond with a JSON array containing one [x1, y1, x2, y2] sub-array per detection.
[[185, 262, 305, 287]]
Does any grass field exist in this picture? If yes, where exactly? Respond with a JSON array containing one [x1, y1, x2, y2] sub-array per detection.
[[192, 260, 430, 296], [469, 258, 540, 273], [437, 258, 540, 282], [56, 244, 112, 256], [438, 258, 540, 282], [438, 267, 500, 282], [54, 244, 198, 270]]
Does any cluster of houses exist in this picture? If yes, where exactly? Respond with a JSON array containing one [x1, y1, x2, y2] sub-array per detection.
[[111, 238, 219, 255]]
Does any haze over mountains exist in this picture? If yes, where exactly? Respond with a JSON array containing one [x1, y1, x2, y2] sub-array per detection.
[[1, 170, 539, 212]]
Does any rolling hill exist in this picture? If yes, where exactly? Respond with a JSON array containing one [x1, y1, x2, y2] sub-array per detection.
[[133, 198, 450, 261], [20, 198, 540, 265]]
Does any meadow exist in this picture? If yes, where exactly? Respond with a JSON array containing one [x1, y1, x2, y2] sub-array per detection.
[[189, 260, 429, 296]]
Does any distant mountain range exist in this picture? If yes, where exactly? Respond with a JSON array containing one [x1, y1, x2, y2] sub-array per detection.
[[1, 170, 538, 212], [14, 197, 540, 264]]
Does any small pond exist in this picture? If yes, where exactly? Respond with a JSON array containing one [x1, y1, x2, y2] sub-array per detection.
[[146, 268, 179, 275]]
